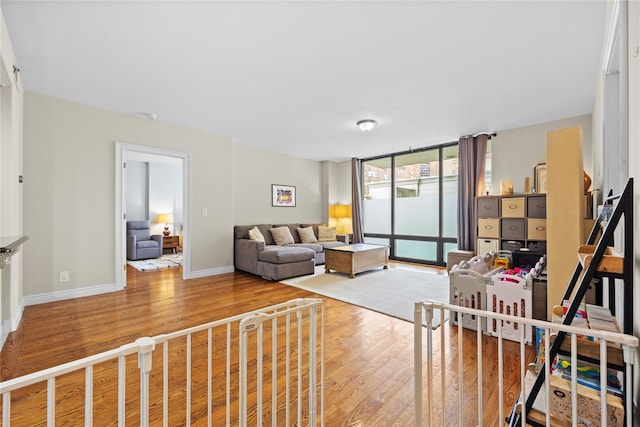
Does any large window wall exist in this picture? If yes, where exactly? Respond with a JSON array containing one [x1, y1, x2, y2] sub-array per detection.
[[362, 143, 459, 266]]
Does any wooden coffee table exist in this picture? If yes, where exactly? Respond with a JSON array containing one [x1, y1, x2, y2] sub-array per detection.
[[324, 243, 389, 278]]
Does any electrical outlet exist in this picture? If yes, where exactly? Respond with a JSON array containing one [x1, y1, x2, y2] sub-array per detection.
[[202, 208, 208, 217], [59, 271, 70, 283]]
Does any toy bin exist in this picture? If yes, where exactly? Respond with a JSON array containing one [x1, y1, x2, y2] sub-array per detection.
[[492, 250, 512, 269], [449, 266, 503, 332], [487, 272, 533, 344]]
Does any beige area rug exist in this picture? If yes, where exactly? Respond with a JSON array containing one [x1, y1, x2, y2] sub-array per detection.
[[280, 266, 450, 328], [127, 253, 183, 271]]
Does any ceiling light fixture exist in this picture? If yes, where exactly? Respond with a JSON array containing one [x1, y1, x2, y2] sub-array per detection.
[[356, 119, 377, 132], [134, 112, 158, 120]]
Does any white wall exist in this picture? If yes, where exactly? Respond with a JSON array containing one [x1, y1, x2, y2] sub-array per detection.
[[490, 114, 592, 195], [335, 160, 352, 204], [232, 143, 323, 226], [325, 160, 353, 233], [125, 161, 148, 221], [22, 92, 233, 297], [126, 161, 183, 236], [148, 162, 182, 236], [0, 7, 24, 346]]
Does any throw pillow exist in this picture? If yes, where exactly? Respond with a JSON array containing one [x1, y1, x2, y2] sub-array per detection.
[[248, 226, 265, 242], [270, 226, 295, 246], [297, 226, 318, 243], [318, 225, 337, 242]]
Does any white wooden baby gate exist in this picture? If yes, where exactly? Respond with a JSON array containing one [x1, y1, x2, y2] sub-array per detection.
[[414, 301, 638, 427], [0, 298, 324, 426]]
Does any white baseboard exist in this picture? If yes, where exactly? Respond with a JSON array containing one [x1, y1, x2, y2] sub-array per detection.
[[1, 304, 24, 351], [23, 283, 119, 306], [11, 303, 24, 332], [22, 266, 234, 306], [188, 265, 234, 279], [1, 319, 11, 350], [4, 268, 232, 351]]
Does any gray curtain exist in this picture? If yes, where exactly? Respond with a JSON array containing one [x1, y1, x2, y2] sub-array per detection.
[[351, 158, 365, 243], [457, 134, 488, 251]]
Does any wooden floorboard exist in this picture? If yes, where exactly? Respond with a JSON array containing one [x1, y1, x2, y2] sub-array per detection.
[[1, 263, 534, 425]]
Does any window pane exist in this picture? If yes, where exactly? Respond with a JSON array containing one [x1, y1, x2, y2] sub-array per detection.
[[443, 242, 458, 263], [395, 239, 437, 262], [363, 158, 392, 234], [363, 237, 390, 247], [394, 150, 440, 236], [361, 141, 463, 266], [442, 145, 459, 238]]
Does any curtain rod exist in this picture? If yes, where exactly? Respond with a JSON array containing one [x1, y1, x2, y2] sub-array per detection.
[[470, 131, 497, 138]]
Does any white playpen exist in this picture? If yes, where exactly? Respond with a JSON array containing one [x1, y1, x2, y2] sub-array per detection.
[[0, 298, 324, 426]]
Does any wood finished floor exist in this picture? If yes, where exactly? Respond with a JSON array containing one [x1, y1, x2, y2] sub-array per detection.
[[1, 263, 534, 426]]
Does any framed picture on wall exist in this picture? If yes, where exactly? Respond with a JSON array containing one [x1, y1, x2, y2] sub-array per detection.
[[534, 163, 547, 194], [272, 184, 296, 207]]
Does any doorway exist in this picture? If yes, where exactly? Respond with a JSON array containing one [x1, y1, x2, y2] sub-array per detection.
[[115, 142, 191, 290]]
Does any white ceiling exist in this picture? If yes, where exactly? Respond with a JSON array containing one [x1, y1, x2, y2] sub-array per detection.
[[2, 1, 606, 162]]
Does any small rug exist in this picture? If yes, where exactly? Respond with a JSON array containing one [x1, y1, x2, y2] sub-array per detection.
[[280, 266, 450, 328], [127, 254, 183, 271]]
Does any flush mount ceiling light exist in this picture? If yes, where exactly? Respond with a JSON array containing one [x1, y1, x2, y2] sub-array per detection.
[[134, 112, 158, 120], [356, 119, 377, 132]]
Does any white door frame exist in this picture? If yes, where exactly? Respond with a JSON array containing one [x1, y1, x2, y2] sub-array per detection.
[[602, 0, 628, 198], [115, 142, 192, 290]]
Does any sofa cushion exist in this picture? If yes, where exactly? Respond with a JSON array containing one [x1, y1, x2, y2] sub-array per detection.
[[234, 224, 254, 240], [270, 226, 295, 245], [235, 224, 275, 245], [249, 226, 264, 242], [248, 226, 265, 242], [318, 225, 337, 242], [272, 224, 301, 242], [290, 243, 324, 253], [259, 246, 315, 263], [137, 240, 160, 249], [300, 224, 321, 240], [297, 226, 318, 243]]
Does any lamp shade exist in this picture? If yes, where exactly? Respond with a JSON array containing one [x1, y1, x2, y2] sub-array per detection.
[[329, 204, 351, 219], [156, 213, 174, 224], [334, 205, 348, 219]]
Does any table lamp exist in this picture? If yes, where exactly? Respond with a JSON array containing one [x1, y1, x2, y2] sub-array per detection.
[[156, 213, 174, 236]]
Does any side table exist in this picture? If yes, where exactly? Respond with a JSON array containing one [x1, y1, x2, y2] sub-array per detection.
[[336, 234, 352, 245], [163, 235, 180, 254]]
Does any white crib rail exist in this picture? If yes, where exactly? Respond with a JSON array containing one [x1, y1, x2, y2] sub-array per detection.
[[1, 298, 325, 427], [414, 301, 638, 427]]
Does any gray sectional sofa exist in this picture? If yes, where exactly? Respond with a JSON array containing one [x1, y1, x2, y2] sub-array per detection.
[[234, 223, 346, 281]]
